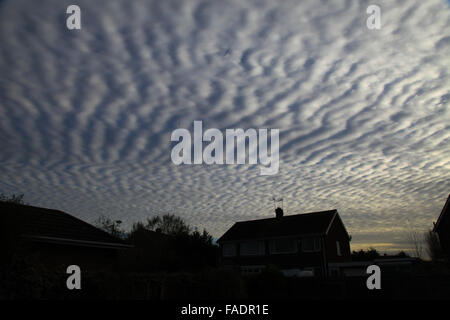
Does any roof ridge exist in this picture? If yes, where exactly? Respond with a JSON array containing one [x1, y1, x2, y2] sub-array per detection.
[[434, 195, 450, 231], [0, 201, 65, 214], [235, 209, 337, 224], [1, 202, 126, 245], [217, 209, 338, 243]]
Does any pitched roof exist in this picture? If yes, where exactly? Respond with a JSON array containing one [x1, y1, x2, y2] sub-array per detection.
[[0, 202, 129, 248], [217, 209, 338, 242], [433, 194, 450, 232]]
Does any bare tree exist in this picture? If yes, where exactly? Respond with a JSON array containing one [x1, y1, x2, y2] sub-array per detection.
[[407, 229, 424, 259], [94, 215, 123, 238], [0, 193, 26, 204], [145, 213, 192, 236]]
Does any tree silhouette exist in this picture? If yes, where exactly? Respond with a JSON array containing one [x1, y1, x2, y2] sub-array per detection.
[[144, 213, 192, 236], [407, 230, 424, 259], [351, 248, 381, 261], [127, 214, 218, 271], [94, 215, 124, 238], [0, 193, 26, 204]]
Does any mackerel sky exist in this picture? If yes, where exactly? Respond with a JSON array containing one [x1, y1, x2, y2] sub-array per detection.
[[1, 0, 449, 253]]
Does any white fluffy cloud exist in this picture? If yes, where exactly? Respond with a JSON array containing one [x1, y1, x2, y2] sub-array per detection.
[[0, 0, 449, 253]]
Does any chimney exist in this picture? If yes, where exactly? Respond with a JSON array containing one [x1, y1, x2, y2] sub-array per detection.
[[275, 207, 284, 219]]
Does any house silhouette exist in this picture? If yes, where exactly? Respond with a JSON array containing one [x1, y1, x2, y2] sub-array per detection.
[[217, 208, 351, 277], [0, 202, 131, 272]]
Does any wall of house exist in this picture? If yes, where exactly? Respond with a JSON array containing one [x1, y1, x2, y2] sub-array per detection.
[[325, 215, 351, 263], [0, 207, 125, 272], [12, 240, 122, 273], [220, 237, 325, 276], [436, 214, 450, 259], [0, 213, 24, 267]]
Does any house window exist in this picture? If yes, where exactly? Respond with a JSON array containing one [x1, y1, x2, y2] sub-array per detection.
[[240, 241, 265, 256], [336, 241, 341, 256], [302, 237, 321, 252], [223, 243, 237, 257], [269, 238, 298, 254]]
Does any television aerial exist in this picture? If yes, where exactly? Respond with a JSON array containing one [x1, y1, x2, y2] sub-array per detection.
[[272, 196, 283, 210]]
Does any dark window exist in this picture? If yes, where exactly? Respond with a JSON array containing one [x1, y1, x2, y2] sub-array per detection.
[[240, 240, 265, 256], [223, 243, 237, 257], [302, 237, 321, 252], [269, 238, 297, 254]]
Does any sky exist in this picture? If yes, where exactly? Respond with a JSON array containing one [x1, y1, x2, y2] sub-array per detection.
[[0, 0, 449, 254]]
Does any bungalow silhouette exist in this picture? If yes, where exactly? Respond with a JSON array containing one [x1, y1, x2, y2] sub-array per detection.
[[433, 194, 450, 260], [0, 202, 131, 272], [217, 207, 351, 277]]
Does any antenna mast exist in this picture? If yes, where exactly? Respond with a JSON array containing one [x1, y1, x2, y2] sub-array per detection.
[[272, 196, 283, 210]]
